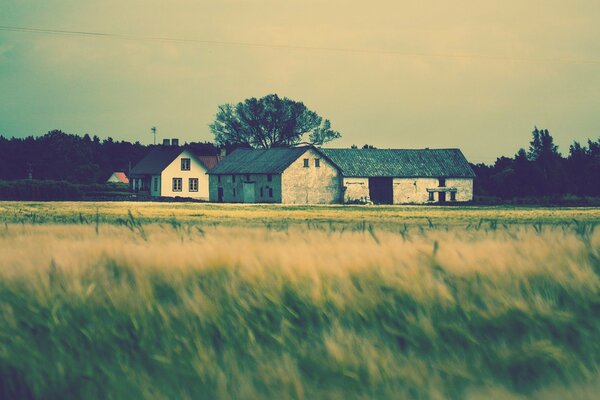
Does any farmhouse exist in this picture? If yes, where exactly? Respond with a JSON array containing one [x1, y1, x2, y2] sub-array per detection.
[[208, 145, 475, 204], [130, 139, 220, 200]]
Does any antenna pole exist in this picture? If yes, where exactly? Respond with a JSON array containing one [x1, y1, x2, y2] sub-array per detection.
[[151, 126, 157, 145]]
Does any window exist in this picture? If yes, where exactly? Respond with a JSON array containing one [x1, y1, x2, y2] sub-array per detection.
[[245, 174, 250, 181], [232, 175, 236, 183], [189, 178, 198, 192], [218, 175, 221, 183], [233, 188, 236, 196], [269, 188, 273, 198], [153, 177, 158, 191], [438, 178, 446, 187], [181, 158, 191, 171], [172, 178, 182, 192], [450, 191, 456, 201], [267, 174, 272, 182], [315, 159, 320, 167], [303, 158, 309, 168], [428, 191, 434, 201]]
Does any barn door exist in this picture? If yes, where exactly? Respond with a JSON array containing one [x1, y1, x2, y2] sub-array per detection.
[[243, 182, 256, 203]]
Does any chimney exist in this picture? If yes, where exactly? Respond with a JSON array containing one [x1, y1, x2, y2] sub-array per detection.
[[171, 138, 179, 146], [163, 139, 170, 146]]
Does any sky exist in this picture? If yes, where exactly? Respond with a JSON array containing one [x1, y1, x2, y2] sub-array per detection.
[[1, 0, 600, 164]]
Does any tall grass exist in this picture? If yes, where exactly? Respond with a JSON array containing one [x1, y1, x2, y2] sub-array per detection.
[[0, 220, 599, 399]]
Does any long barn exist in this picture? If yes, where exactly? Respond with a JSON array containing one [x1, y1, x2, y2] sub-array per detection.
[[207, 145, 475, 204]]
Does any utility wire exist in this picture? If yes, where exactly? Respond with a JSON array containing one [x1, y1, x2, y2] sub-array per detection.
[[1, 24, 599, 65]]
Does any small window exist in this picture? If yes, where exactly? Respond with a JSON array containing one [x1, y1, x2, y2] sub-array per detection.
[[245, 174, 250, 181], [303, 158, 309, 168], [153, 176, 158, 191], [438, 178, 446, 187], [181, 158, 191, 171], [232, 175, 236, 183], [233, 188, 236, 196], [269, 188, 273, 198], [267, 174, 272, 182], [218, 175, 221, 183], [172, 178, 182, 192], [450, 191, 456, 201], [315, 159, 320, 167], [189, 178, 198, 192], [428, 191, 434, 201]]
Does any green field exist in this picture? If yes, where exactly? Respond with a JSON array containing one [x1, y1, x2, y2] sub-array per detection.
[[0, 202, 599, 399]]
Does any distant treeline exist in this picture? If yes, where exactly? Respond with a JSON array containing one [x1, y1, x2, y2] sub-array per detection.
[[0, 130, 217, 184], [472, 128, 600, 199]]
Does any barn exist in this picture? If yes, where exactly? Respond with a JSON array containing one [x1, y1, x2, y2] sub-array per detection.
[[208, 145, 474, 204], [320, 148, 475, 204]]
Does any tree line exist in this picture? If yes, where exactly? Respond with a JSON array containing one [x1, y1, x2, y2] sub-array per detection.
[[0, 130, 216, 184], [473, 127, 600, 199]]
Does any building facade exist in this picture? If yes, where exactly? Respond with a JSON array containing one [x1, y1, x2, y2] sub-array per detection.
[[130, 142, 220, 200], [208, 146, 475, 204]]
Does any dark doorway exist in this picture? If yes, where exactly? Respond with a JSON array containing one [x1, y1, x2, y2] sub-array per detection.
[[369, 177, 393, 204], [438, 191, 446, 203], [217, 187, 224, 202]]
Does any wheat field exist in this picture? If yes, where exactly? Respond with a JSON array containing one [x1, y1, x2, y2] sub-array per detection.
[[0, 202, 599, 399]]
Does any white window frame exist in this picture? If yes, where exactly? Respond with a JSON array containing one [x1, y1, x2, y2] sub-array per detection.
[[189, 178, 198, 192], [181, 158, 191, 171], [172, 177, 182, 192]]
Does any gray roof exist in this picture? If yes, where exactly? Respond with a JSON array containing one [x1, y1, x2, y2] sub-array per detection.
[[208, 147, 311, 174], [319, 148, 475, 178], [130, 146, 220, 175], [130, 146, 184, 175]]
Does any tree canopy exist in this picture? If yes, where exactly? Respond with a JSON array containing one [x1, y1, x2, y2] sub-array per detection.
[[209, 94, 341, 148]]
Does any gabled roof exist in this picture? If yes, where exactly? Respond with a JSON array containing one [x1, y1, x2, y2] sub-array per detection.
[[208, 146, 311, 174], [198, 155, 221, 170], [319, 148, 475, 178], [130, 146, 220, 175]]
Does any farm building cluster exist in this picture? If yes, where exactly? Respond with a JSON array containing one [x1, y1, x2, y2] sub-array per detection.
[[124, 140, 475, 204]]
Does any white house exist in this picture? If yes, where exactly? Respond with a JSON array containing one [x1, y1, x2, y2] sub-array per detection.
[[207, 145, 475, 204], [129, 139, 220, 200]]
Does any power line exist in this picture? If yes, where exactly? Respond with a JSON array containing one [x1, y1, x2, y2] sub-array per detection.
[[1, 24, 599, 65]]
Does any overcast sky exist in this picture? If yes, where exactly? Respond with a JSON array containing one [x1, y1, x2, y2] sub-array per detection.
[[1, 0, 600, 163]]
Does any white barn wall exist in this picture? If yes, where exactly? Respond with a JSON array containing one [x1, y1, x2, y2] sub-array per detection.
[[393, 178, 439, 204], [343, 177, 369, 203], [281, 148, 341, 204], [160, 149, 209, 200], [447, 178, 473, 202]]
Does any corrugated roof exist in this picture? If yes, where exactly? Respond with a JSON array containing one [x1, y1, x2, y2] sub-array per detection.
[[130, 146, 221, 175], [319, 148, 475, 178], [208, 147, 310, 174]]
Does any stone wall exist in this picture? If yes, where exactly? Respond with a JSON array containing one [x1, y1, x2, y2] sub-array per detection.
[[393, 177, 473, 203], [342, 177, 370, 203], [446, 178, 473, 202], [281, 148, 342, 204]]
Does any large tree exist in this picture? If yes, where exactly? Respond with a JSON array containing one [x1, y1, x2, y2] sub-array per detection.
[[209, 94, 341, 148]]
